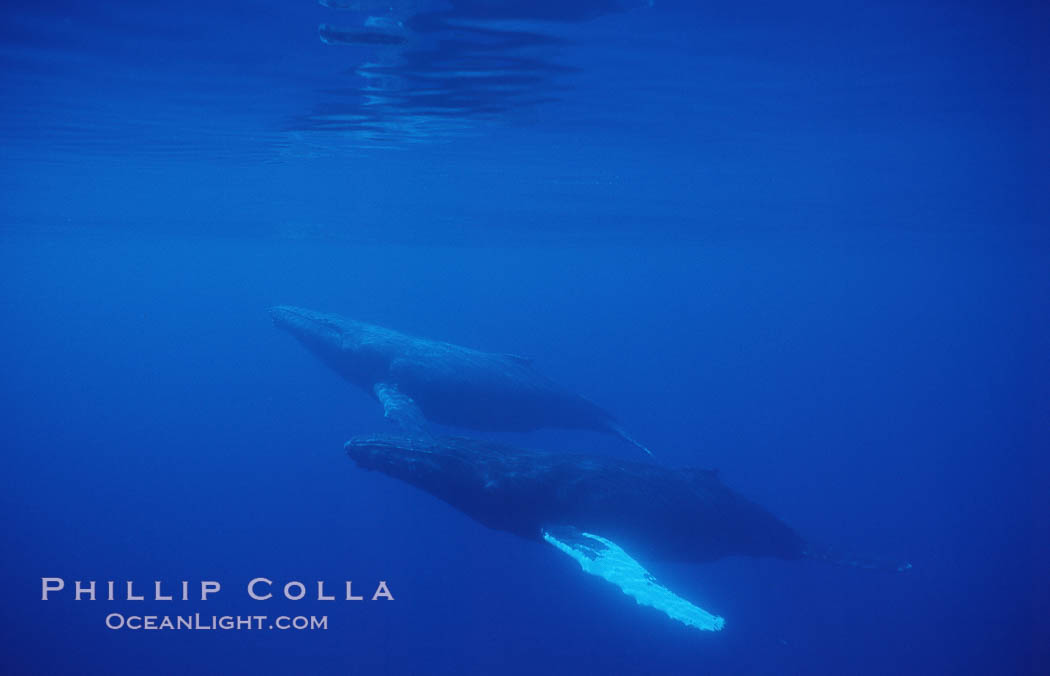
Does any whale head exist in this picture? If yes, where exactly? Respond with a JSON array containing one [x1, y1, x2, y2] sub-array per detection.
[[270, 306, 391, 386], [345, 435, 548, 537], [270, 305, 344, 352], [345, 435, 474, 488]]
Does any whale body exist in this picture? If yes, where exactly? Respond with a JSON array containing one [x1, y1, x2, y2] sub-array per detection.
[[271, 306, 651, 454], [345, 435, 909, 631]]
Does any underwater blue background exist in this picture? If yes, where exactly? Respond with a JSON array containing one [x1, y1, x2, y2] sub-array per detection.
[[1, 1, 1047, 674]]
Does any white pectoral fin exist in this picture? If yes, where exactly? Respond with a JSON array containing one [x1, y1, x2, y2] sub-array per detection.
[[542, 526, 725, 632], [373, 382, 428, 435]]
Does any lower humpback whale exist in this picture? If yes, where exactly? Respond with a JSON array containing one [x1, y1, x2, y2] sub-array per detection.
[[346, 435, 909, 632], [271, 306, 651, 455]]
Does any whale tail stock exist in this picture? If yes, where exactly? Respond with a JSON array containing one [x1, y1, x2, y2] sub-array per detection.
[[803, 542, 912, 574]]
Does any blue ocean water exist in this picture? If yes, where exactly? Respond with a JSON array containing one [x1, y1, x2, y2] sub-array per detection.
[[1, 1, 1047, 674]]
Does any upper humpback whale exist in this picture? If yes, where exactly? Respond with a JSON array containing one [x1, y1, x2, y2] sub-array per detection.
[[271, 305, 651, 455], [346, 434, 910, 632]]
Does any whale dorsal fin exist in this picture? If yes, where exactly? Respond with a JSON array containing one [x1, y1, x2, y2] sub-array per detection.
[[502, 353, 533, 366], [373, 382, 429, 436], [542, 525, 725, 632]]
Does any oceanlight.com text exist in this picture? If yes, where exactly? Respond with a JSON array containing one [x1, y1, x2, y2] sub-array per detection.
[[104, 613, 328, 631]]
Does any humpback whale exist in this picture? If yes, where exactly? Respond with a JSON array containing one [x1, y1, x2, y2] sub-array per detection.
[[345, 435, 910, 632], [271, 306, 651, 455]]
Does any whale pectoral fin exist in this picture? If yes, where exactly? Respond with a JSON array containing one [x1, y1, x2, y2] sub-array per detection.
[[373, 382, 428, 435], [542, 525, 725, 632], [608, 423, 654, 457]]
